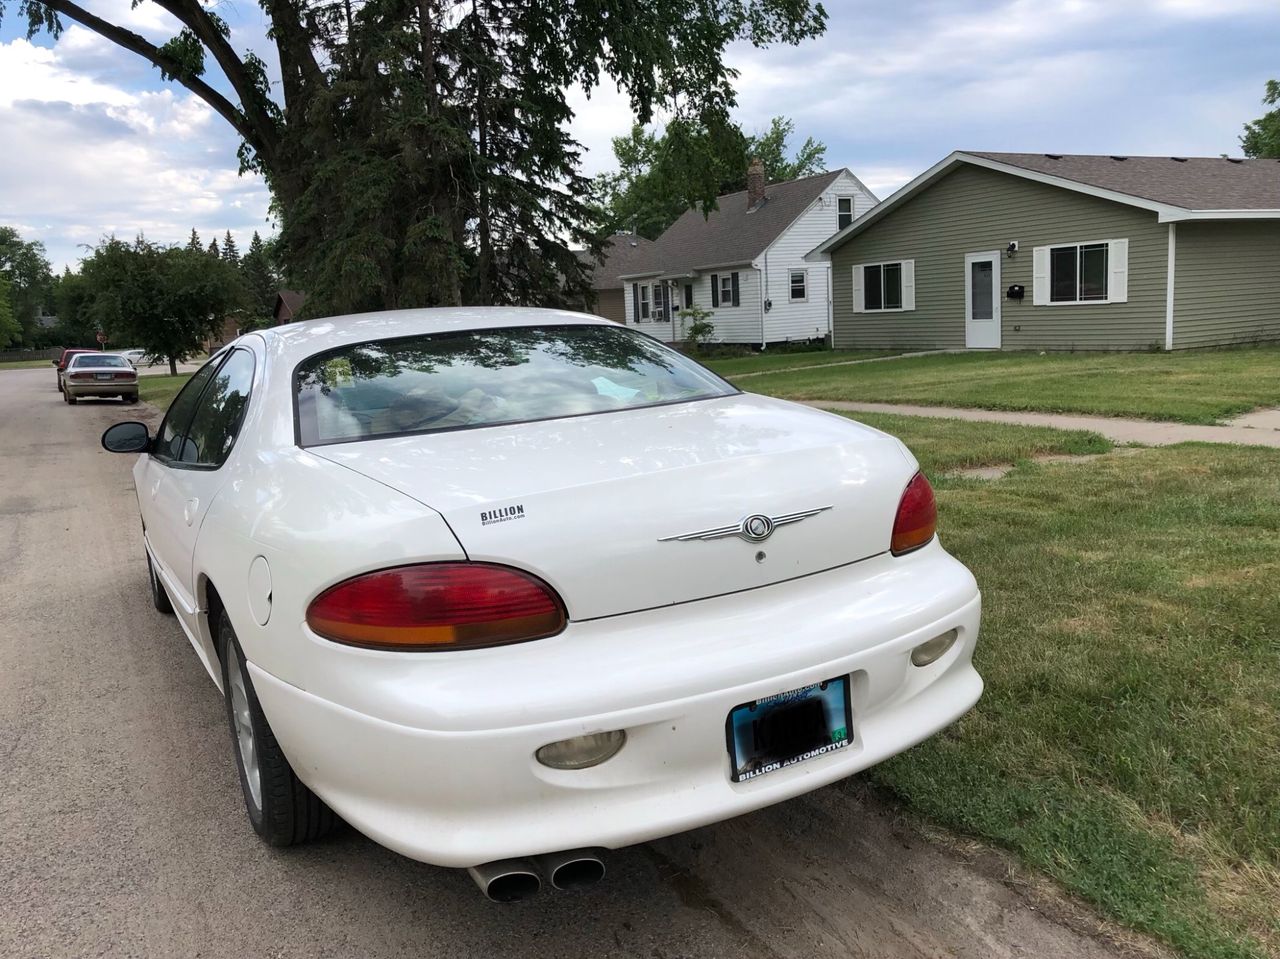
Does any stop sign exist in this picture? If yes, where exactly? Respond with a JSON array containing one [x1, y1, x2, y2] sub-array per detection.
[[96, 331, 107, 344]]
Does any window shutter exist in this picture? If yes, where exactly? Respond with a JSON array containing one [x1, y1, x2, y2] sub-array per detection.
[[711, 274, 720, 308], [852, 265, 865, 313], [731, 272, 740, 306], [1032, 246, 1050, 305], [631, 284, 639, 322], [1108, 239, 1129, 303], [901, 260, 916, 311]]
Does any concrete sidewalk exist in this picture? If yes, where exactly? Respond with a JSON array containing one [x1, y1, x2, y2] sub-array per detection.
[[805, 400, 1280, 448], [730, 349, 956, 379]]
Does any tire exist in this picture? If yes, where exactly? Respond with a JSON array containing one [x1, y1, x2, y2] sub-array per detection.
[[127, 394, 139, 404], [218, 613, 336, 846], [146, 553, 174, 615], [65, 390, 76, 405]]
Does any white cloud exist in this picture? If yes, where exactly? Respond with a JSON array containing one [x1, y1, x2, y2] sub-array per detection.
[[0, 35, 271, 270]]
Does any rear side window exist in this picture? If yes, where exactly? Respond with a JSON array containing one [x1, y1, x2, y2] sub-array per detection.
[[178, 349, 256, 468], [294, 324, 737, 447]]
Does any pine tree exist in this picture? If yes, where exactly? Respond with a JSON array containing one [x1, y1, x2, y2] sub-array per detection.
[[186, 229, 202, 252], [221, 231, 240, 265], [207, 237, 220, 259], [239, 230, 277, 325]]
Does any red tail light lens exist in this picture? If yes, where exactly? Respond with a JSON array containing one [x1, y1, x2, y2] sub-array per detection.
[[113, 371, 136, 380], [891, 472, 937, 555], [68, 371, 90, 380], [306, 563, 567, 651]]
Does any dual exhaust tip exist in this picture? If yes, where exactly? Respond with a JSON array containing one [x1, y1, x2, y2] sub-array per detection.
[[467, 849, 606, 902]]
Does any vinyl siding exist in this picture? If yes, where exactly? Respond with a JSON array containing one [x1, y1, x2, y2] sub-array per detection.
[[761, 171, 878, 342], [624, 272, 761, 342], [1172, 221, 1280, 349], [590, 288, 625, 324], [830, 165, 1168, 351]]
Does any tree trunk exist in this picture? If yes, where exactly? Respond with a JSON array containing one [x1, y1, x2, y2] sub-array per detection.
[[168, 355, 178, 376]]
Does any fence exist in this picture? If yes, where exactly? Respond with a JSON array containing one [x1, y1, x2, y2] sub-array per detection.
[[0, 348, 62, 363]]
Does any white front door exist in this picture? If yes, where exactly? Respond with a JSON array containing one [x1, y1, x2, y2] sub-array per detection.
[[965, 251, 1001, 349]]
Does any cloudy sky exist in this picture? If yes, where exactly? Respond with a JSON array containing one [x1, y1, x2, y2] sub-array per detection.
[[2, 0, 1277, 271]]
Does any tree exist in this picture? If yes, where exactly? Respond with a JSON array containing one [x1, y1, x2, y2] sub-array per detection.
[[1241, 80, 1280, 157], [186, 228, 202, 251], [3, 0, 827, 317], [596, 116, 829, 239], [239, 231, 277, 326], [76, 236, 245, 374], [0, 274, 20, 349], [207, 237, 220, 259], [221, 230, 240, 265], [0, 226, 54, 344]]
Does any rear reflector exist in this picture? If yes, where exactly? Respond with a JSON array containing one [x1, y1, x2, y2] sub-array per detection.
[[306, 562, 567, 651], [891, 472, 937, 555]]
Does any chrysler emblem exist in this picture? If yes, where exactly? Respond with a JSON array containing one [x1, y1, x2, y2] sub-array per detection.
[[658, 506, 833, 544]]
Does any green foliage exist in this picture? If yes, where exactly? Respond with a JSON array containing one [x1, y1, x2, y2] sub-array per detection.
[[596, 116, 829, 239], [0, 225, 54, 345], [0, 274, 20, 348], [4, 0, 827, 317], [238, 231, 277, 325], [676, 303, 717, 353], [186, 228, 202, 252], [1241, 79, 1280, 157], [74, 236, 246, 373]]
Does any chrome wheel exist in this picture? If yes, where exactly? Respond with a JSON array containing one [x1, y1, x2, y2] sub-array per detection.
[[226, 651, 262, 812]]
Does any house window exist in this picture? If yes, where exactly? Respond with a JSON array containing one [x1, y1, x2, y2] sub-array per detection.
[[684, 284, 694, 309], [638, 284, 650, 320], [863, 262, 903, 311], [789, 270, 807, 302], [652, 283, 672, 321], [837, 197, 854, 230], [1049, 242, 1109, 302], [710, 272, 740, 308]]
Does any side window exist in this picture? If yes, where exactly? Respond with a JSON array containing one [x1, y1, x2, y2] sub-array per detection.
[[154, 358, 224, 463], [179, 349, 256, 468]]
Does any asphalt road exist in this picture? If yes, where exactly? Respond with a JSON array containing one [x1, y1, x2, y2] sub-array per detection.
[[0, 368, 1149, 959]]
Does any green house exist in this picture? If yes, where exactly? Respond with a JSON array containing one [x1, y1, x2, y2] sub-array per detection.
[[808, 152, 1280, 351]]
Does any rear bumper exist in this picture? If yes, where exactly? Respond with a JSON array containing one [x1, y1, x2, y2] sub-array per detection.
[[65, 380, 137, 397], [250, 542, 982, 868]]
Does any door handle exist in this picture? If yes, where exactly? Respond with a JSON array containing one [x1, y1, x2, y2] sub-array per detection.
[[183, 498, 199, 526]]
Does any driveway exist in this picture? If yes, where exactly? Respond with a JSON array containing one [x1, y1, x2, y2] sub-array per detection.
[[0, 367, 1153, 959]]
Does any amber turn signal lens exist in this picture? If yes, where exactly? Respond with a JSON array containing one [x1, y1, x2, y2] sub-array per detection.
[[307, 563, 567, 651], [891, 472, 937, 555]]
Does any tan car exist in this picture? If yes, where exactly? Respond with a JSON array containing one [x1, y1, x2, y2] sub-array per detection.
[[63, 352, 139, 404]]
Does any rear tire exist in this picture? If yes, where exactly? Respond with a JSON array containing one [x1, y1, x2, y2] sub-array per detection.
[[64, 390, 76, 405], [218, 613, 336, 846], [147, 553, 174, 615]]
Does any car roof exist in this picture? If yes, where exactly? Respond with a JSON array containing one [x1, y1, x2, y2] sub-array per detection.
[[257, 307, 611, 364]]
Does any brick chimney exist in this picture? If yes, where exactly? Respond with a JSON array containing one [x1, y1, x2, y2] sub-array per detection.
[[746, 157, 766, 209]]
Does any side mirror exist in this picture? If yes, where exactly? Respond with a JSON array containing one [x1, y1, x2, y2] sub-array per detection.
[[101, 421, 152, 454]]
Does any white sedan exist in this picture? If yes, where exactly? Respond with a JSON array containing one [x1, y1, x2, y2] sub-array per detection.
[[100, 308, 981, 901]]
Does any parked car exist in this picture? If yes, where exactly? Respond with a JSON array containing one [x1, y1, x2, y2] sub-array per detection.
[[53, 348, 101, 392], [63, 352, 139, 404], [99, 308, 982, 901], [120, 349, 148, 366]]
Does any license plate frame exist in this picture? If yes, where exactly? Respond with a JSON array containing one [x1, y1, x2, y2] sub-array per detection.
[[94, 372, 113, 380], [725, 676, 853, 783]]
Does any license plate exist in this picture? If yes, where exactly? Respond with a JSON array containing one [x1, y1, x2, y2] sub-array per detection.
[[95, 372, 112, 380], [726, 676, 853, 782]]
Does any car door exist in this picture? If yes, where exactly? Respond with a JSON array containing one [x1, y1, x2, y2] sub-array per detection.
[[142, 348, 256, 629]]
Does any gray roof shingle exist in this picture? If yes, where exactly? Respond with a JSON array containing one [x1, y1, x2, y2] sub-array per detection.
[[624, 170, 844, 277], [578, 234, 657, 291], [968, 152, 1280, 211]]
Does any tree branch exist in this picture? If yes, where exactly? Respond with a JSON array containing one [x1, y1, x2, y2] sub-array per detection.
[[34, 0, 277, 169]]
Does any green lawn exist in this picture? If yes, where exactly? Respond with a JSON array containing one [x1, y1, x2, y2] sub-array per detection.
[[739, 347, 1280, 424], [863, 437, 1280, 959], [699, 348, 904, 378], [138, 373, 191, 410], [0, 358, 56, 369], [840, 410, 1111, 476]]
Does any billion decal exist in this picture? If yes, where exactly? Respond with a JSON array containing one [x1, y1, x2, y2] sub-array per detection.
[[480, 504, 526, 527]]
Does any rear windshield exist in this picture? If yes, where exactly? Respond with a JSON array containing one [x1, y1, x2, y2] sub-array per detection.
[[72, 354, 128, 368], [294, 324, 736, 447]]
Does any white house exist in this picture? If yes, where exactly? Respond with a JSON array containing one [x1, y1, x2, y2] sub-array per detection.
[[618, 161, 878, 345]]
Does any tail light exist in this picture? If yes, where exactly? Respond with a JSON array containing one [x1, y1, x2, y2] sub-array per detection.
[[891, 472, 937, 555], [306, 562, 567, 651], [113, 371, 136, 380]]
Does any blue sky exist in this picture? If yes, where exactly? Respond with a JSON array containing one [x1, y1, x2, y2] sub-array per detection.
[[2, 0, 1278, 271]]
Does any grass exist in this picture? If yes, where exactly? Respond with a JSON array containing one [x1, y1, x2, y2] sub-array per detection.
[[138, 373, 192, 409], [0, 358, 57, 369], [738, 347, 1280, 424], [837, 409, 1112, 476], [699, 348, 904, 378], [863, 439, 1280, 959]]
